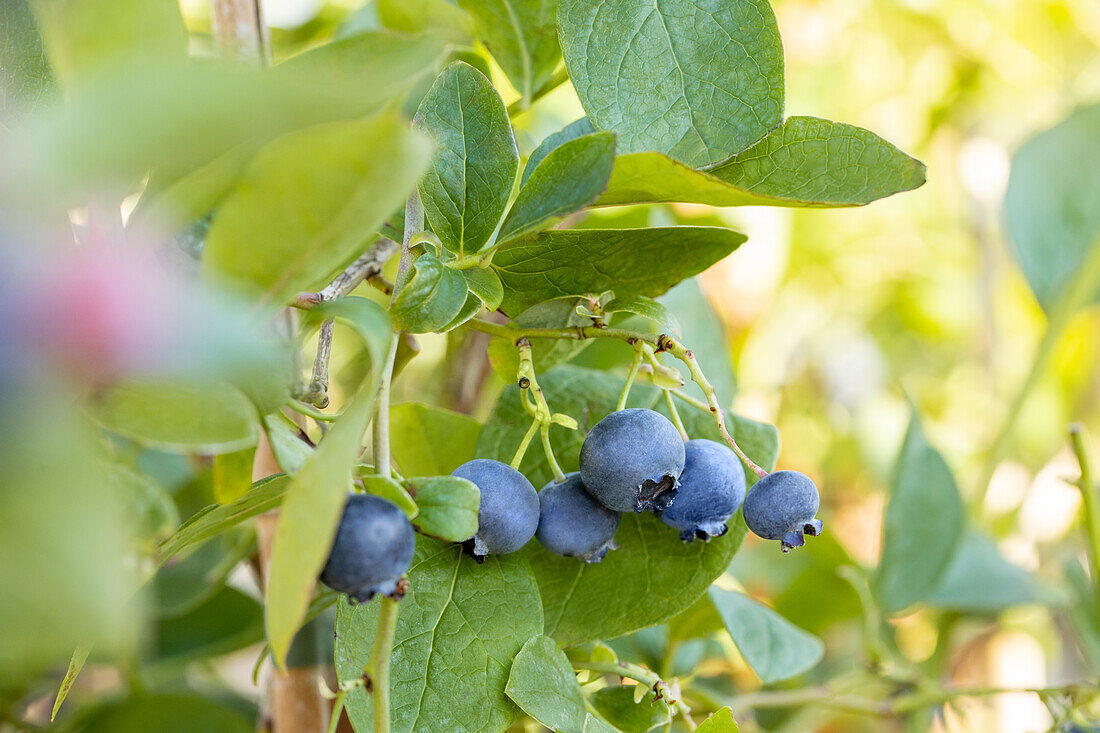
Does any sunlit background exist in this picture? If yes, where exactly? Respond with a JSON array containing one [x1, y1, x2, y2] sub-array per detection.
[[7, 0, 1099, 731]]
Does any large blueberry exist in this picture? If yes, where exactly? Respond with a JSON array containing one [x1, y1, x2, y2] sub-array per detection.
[[320, 493, 415, 603], [535, 473, 621, 562], [657, 439, 746, 542], [742, 470, 823, 553], [452, 459, 539, 561], [579, 408, 685, 513]]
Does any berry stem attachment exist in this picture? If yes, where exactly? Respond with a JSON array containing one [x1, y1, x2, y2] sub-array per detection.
[[510, 419, 540, 470], [1068, 423, 1100, 612], [617, 340, 645, 411], [643, 344, 689, 442], [516, 338, 567, 482], [656, 335, 768, 479]]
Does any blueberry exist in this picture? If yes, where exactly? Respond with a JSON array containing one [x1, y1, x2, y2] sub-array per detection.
[[535, 473, 621, 562], [452, 458, 539, 561], [657, 439, 746, 542], [579, 408, 685, 513], [741, 470, 823, 553], [320, 493, 415, 603]]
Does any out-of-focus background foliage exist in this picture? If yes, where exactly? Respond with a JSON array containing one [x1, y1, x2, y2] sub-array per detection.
[[4, 0, 1098, 731]]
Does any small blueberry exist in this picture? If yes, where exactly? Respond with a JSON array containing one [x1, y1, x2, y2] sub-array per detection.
[[742, 470, 823, 553], [657, 439, 746, 542], [535, 473, 621, 562], [452, 458, 539, 562], [320, 493, 415, 603]]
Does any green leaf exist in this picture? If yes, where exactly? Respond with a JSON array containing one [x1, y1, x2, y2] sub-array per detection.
[[876, 414, 964, 615], [336, 538, 544, 733], [1004, 103, 1100, 310], [604, 295, 680, 336], [151, 586, 264, 668], [103, 461, 178, 547], [156, 475, 289, 566], [151, 531, 254, 617], [456, 0, 561, 104], [414, 61, 519, 255], [589, 686, 670, 732], [73, 693, 252, 733], [390, 402, 482, 477], [1, 0, 57, 123], [51, 644, 91, 722], [585, 714, 619, 733], [695, 707, 741, 732], [405, 476, 481, 543], [558, 0, 784, 168], [462, 266, 505, 310], [707, 587, 824, 684], [666, 594, 724, 646], [30, 0, 187, 88], [213, 449, 255, 505], [498, 131, 616, 243], [927, 531, 1043, 611], [596, 118, 926, 208], [378, 0, 475, 42], [262, 415, 313, 475], [390, 253, 471, 333], [90, 380, 259, 454], [203, 114, 431, 306], [477, 366, 778, 645], [493, 227, 745, 315], [505, 634, 589, 733], [266, 300, 392, 667], [357, 474, 419, 519], [522, 117, 595, 186]]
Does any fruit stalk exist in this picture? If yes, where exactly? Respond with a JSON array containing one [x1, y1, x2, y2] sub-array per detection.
[[516, 338, 566, 482], [365, 597, 400, 733], [643, 344, 689, 441], [1068, 423, 1100, 611], [616, 340, 645, 411], [572, 661, 693, 725]]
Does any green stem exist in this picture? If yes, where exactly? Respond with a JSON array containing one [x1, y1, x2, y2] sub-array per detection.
[[644, 345, 688, 441], [541, 422, 566, 482], [975, 236, 1100, 508], [510, 420, 540, 470], [516, 337, 567, 482], [371, 333, 400, 478], [463, 320, 765, 476], [328, 690, 347, 733], [572, 661, 693, 723], [365, 597, 400, 733], [1069, 423, 1100, 611], [617, 340, 645, 411], [670, 389, 709, 412], [286, 399, 337, 422]]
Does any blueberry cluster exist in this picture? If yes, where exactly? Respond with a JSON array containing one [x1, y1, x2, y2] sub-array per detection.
[[321, 408, 823, 598]]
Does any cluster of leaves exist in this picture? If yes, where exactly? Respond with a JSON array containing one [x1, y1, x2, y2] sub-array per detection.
[[6, 0, 1098, 731]]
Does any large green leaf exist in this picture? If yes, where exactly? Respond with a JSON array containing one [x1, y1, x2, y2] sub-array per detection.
[[558, 0, 784, 168], [203, 114, 431, 306], [597, 117, 926, 208], [1, 0, 57, 122], [498, 131, 616, 243], [456, 0, 560, 104], [477, 366, 778, 645], [90, 380, 260, 454], [30, 0, 187, 88], [875, 414, 964, 615], [266, 300, 393, 666], [390, 403, 481, 477], [336, 538, 544, 733], [414, 61, 519, 255], [1004, 102, 1100, 310], [927, 531, 1044, 611], [505, 635, 589, 733], [492, 227, 745, 315], [151, 586, 264, 668], [389, 253, 470, 333], [708, 587, 824, 684], [74, 694, 252, 733], [404, 476, 480, 542]]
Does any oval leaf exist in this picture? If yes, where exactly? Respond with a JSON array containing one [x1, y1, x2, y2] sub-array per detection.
[[927, 531, 1044, 612], [558, 0, 784, 167], [389, 253, 470, 333], [405, 475, 480, 542], [506, 635, 589, 733], [414, 61, 518, 255], [390, 402, 482, 477], [456, 0, 561, 104], [589, 686, 670, 732]]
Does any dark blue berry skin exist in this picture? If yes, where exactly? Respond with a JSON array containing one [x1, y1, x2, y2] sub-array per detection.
[[579, 408, 685, 513], [452, 459, 539, 561], [536, 473, 621, 562], [320, 494, 415, 603], [657, 439, 746, 542], [742, 470, 823, 553]]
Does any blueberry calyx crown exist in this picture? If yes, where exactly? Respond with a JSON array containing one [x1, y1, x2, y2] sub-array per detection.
[[636, 473, 679, 513], [780, 518, 824, 554], [680, 520, 730, 543]]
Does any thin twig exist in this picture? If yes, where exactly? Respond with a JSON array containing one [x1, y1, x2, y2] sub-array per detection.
[[617, 340, 644, 411], [516, 338, 566, 482], [573, 661, 694, 723]]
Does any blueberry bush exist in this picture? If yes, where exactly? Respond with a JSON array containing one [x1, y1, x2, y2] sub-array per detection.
[[1, 0, 1099, 731]]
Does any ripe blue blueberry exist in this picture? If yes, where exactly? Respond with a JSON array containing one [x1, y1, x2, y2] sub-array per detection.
[[657, 439, 746, 542], [452, 458, 539, 562], [320, 493, 415, 603], [535, 473, 621, 562], [742, 470, 823, 553], [579, 408, 685, 513]]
